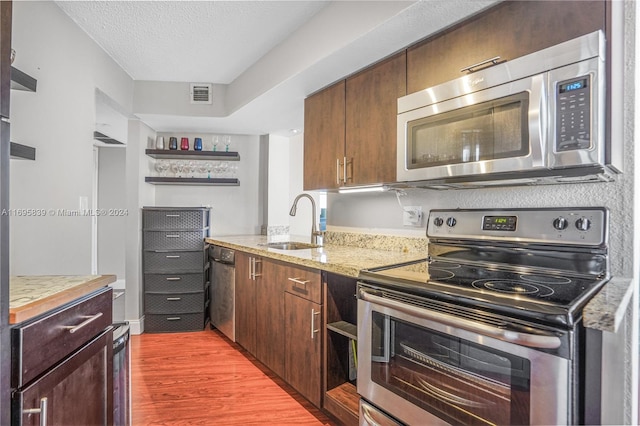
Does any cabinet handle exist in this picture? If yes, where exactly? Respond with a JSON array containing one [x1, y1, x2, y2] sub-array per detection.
[[460, 56, 501, 73], [253, 259, 262, 278], [23, 397, 47, 426], [165, 234, 180, 238], [288, 277, 310, 286], [310, 309, 320, 339], [336, 158, 342, 185], [62, 312, 103, 334], [249, 257, 254, 280], [166, 317, 181, 321], [165, 214, 181, 217], [166, 297, 182, 301], [166, 255, 181, 259], [166, 277, 182, 281], [343, 156, 348, 184]]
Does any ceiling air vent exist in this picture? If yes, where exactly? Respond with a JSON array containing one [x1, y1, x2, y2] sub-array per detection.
[[190, 83, 212, 105]]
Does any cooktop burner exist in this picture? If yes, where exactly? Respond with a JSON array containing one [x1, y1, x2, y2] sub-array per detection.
[[471, 279, 555, 297]]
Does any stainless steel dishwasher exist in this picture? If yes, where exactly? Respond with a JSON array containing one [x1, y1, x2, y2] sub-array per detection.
[[208, 245, 235, 341]]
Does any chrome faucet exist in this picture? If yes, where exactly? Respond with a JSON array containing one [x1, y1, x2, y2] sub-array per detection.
[[289, 193, 323, 245]]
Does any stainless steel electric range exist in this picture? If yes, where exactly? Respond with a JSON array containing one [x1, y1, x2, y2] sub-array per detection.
[[357, 208, 609, 426]]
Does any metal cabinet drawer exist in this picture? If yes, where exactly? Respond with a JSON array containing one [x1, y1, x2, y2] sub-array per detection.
[[145, 291, 204, 314], [145, 312, 205, 333], [143, 230, 207, 251], [142, 208, 210, 230], [11, 287, 113, 388], [144, 250, 205, 273], [283, 265, 321, 304], [144, 273, 204, 293]]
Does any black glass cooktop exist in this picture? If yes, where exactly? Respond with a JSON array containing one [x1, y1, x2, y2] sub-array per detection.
[[359, 258, 609, 328]]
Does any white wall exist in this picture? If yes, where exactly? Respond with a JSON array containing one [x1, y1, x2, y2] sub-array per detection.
[[9, 1, 134, 274], [153, 133, 262, 236], [288, 133, 320, 237], [267, 134, 290, 230]]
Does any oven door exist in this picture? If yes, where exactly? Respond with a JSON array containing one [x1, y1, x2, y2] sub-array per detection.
[[357, 285, 571, 426], [396, 73, 546, 183]]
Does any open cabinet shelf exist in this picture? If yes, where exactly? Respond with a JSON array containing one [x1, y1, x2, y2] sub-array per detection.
[[145, 149, 240, 161], [145, 177, 239, 186]]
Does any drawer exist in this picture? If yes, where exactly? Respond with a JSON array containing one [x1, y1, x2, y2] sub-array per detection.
[[12, 287, 113, 388], [143, 208, 210, 230], [143, 230, 207, 250], [145, 312, 205, 333], [144, 273, 205, 293], [283, 265, 321, 304], [145, 291, 204, 314], [144, 250, 205, 273]]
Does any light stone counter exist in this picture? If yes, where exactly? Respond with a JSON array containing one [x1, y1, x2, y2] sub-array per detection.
[[205, 234, 428, 278], [10, 275, 116, 324], [583, 277, 634, 333]]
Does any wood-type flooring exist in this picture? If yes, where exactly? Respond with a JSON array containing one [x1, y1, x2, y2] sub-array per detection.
[[131, 327, 337, 425]]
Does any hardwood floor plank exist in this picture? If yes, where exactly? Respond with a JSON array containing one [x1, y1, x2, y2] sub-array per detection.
[[131, 328, 337, 425]]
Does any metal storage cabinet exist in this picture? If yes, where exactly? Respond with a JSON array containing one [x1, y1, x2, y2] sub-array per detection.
[[142, 207, 211, 333]]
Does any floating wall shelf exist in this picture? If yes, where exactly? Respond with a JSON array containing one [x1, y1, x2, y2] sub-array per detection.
[[10, 142, 36, 160], [10, 66, 37, 92], [145, 177, 240, 186], [145, 149, 240, 161]]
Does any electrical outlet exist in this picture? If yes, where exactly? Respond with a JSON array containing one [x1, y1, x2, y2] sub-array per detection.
[[403, 206, 422, 227]]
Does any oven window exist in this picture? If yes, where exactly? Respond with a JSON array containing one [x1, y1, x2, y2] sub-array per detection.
[[407, 92, 529, 169], [370, 312, 530, 425]]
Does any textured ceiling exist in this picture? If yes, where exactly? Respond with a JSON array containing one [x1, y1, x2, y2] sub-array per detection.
[[55, 0, 329, 83]]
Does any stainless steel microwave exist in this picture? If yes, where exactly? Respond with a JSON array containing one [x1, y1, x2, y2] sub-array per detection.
[[396, 30, 619, 188]]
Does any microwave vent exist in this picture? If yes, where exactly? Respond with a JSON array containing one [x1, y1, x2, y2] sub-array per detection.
[[190, 83, 212, 104]]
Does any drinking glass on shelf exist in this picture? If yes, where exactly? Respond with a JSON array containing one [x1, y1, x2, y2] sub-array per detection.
[[220, 161, 229, 177], [223, 135, 231, 152], [188, 161, 197, 178], [212, 136, 219, 152], [198, 163, 208, 178], [176, 160, 186, 177], [170, 161, 179, 177], [204, 162, 213, 179], [154, 160, 166, 177]]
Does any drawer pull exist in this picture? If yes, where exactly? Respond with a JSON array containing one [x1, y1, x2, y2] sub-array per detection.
[[166, 255, 181, 259], [460, 56, 501, 73], [165, 234, 180, 238], [23, 397, 47, 426], [166, 317, 181, 321], [288, 277, 310, 286], [62, 312, 103, 334], [166, 297, 182, 301], [166, 214, 181, 217], [166, 277, 182, 281]]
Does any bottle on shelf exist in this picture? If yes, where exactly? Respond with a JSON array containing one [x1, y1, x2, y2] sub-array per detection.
[[156, 136, 165, 150], [194, 137, 203, 151], [180, 137, 189, 150]]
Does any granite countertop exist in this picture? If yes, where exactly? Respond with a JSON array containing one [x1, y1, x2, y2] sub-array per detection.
[[205, 235, 428, 278], [583, 277, 634, 333], [10, 275, 116, 324]]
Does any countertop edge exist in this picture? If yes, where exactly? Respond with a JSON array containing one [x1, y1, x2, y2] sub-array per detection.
[[583, 277, 634, 333], [206, 238, 363, 277], [10, 274, 116, 324]]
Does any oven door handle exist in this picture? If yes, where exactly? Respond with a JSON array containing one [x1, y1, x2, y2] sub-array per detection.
[[360, 290, 562, 349]]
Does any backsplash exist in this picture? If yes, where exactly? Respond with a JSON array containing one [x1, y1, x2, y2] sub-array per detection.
[[324, 230, 428, 253]]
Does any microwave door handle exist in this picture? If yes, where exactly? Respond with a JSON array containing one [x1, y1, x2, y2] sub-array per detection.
[[529, 73, 546, 167], [360, 289, 561, 349]]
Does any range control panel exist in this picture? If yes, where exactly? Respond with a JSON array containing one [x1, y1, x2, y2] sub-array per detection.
[[556, 75, 592, 152], [427, 208, 607, 246]]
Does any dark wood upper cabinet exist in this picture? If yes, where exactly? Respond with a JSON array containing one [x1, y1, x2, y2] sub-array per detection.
[[345, 51, 406, 186], [303, 81, 345, 191], [407, 0, 606, 94], [304, 52, 406, 190], [0, 1, 11, 118]]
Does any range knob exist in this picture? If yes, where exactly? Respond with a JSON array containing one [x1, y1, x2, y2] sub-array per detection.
[[575, 217, 591, 231], [553, 217, 569, 231], [433, 217, 444, 227], [446, 217, 457, 227]]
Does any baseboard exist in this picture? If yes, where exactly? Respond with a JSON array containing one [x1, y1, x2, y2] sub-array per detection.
[[128, 316, 144, 335]]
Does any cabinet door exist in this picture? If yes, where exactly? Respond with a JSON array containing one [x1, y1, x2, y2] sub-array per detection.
[[285, 292, 322, 407], [345, 51, 406, 186], [303, 80, 346, 190], [407, 1, 606, 93], [234, 252, 256, 355], [13, 330, 113, 426], [255, 259, 286, 378]]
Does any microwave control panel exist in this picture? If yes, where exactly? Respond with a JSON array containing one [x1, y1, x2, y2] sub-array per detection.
[[555, 75, 592, 151]]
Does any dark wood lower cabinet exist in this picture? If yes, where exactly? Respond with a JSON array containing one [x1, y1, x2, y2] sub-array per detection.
[[285, 292, 322, 407], [256, 259, 286, 378], [13, 330, 113, 425], [235, 252, 257, 355]]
